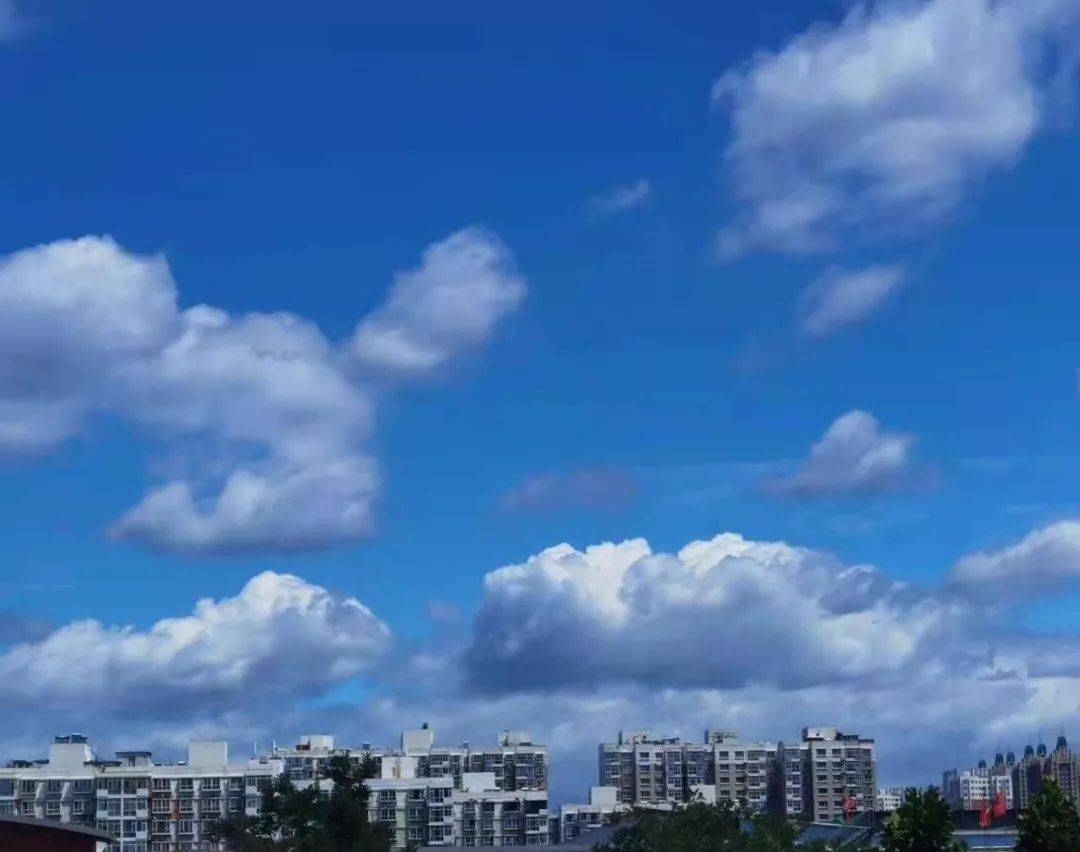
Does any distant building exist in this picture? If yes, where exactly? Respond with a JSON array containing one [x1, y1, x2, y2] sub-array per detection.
[[0, 728, 550, 850], [942, 754, 1014, 812], [1011, 737, 1080, 811], [802, 727, 877, 823], [876, 787, 904, 812], [597, 726, 875, 821], [558, 786, 628, 843], [0, 734, 281, 852]]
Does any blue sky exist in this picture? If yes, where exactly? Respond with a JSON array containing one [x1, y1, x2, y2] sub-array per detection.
[[2, 0, 1080, 801]]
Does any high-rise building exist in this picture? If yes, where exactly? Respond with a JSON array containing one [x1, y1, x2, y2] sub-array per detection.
[[598, 726, 872, 820], [802, 727, 877, 823], [876, 787, 904, 812], [942, 754, 1014, 811], [0, 729, 550, 850], [557, 786, 628, 843], [1011, 737, 1080, 811], [0, 734, 281, 852], [273, 726, 547, 794]]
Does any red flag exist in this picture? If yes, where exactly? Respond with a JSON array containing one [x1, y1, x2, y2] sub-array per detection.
[[843, 796, 858, 823], [991, 790, 1007, 819], [979, 802, 991, 829]]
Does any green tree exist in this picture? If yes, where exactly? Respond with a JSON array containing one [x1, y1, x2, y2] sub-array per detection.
[[594, 799, 819, 852], [208, 755, 393, 852], [1016, 778, 1080, 852], [880, 787, 964, 852]]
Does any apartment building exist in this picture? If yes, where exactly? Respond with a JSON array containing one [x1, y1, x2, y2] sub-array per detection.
[[1, 730, 549, 850], [876, 787, 904, 812], [0, 734, 281, 852], [1011, 737, 1080, 811], [598, 728, 827, 818], [802, 727, 877, 823], [274, 726, 547, 794], [557, 786, 627, 844], [942, 755, 1014, 811]]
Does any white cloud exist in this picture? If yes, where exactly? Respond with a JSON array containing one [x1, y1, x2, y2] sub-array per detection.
[[0, 571, 391, 718], [588, 179, 653, 215], [465, 532, 957, 693], [763, 409, 918, 497], [800, 264, 906, 336], [0, 229, 524, 553], [350, 228, 525, 377], [950, 520, 1080, 600], [714, 0, 1079, 255]]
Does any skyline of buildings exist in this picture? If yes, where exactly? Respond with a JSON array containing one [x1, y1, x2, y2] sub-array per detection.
[[4, 724, 1080, 850]]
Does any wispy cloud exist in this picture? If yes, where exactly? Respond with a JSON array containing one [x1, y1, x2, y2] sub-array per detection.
[[587, 179, 652, 215], [499, 467, 637, 513], [800, 264, 906, 337]]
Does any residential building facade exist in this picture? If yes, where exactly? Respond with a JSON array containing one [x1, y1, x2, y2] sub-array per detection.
[[597, 726, 873, 821], [557, 786, 627, 844], [1, 729, 550, 850], [0, 735, 281, 852], [942, 755, 1014, 812], [1011, 737, 1080, 811], [801, 727, 877, 823]]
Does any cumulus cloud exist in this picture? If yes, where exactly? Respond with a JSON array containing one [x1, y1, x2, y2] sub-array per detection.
[[465, 533, 959, 693], [800, 264, 906, 337], [350, 228, 525, 377], [587, 179, 653, 215], [713, 0, 1080, 255], [6, 526, 1080, 793], [764, 410, 918, 497], [0, 571, 391, 719], [0, 229, 524, 553], [451, 526, 1080, 788], [950, 520, 1080, 600], [499, 468, 638, 513]]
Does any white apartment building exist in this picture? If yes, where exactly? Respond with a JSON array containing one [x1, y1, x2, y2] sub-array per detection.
[[599, 729, 821, 818], [943, 755, 1015, 812], [876, 787, 904, 812], [557, 786, 628, 843], [2, 731, 548, 850], [0, 734, 281, 852], [274, 726, 547, 794], [802, 727, 877, 823]]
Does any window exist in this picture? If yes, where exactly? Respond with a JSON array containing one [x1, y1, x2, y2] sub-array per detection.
[[152, 799, 170, 814], [152, 779, 171, 792], [0, 802, 13, 815], [20, 780, 36, 794], [177, 819, 194, 835], [73, 800, 87, 814], [108, 800, 122, 817], [46, 800, 61, 816]]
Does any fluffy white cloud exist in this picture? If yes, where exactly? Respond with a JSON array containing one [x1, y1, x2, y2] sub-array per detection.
[[950, 520, 1080, 600], [0, 229, 524, 553], [763, 410, 918, 497], [587, 179, 653, 215], [452, 527, 1080, 791], [714, 0, 1079, 255], [0, 571, 391, 718], [800, 264, 906, 337], [0, 237, 178, 453], [465, 532, 959, 692], [350, 228, 525, 377]]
